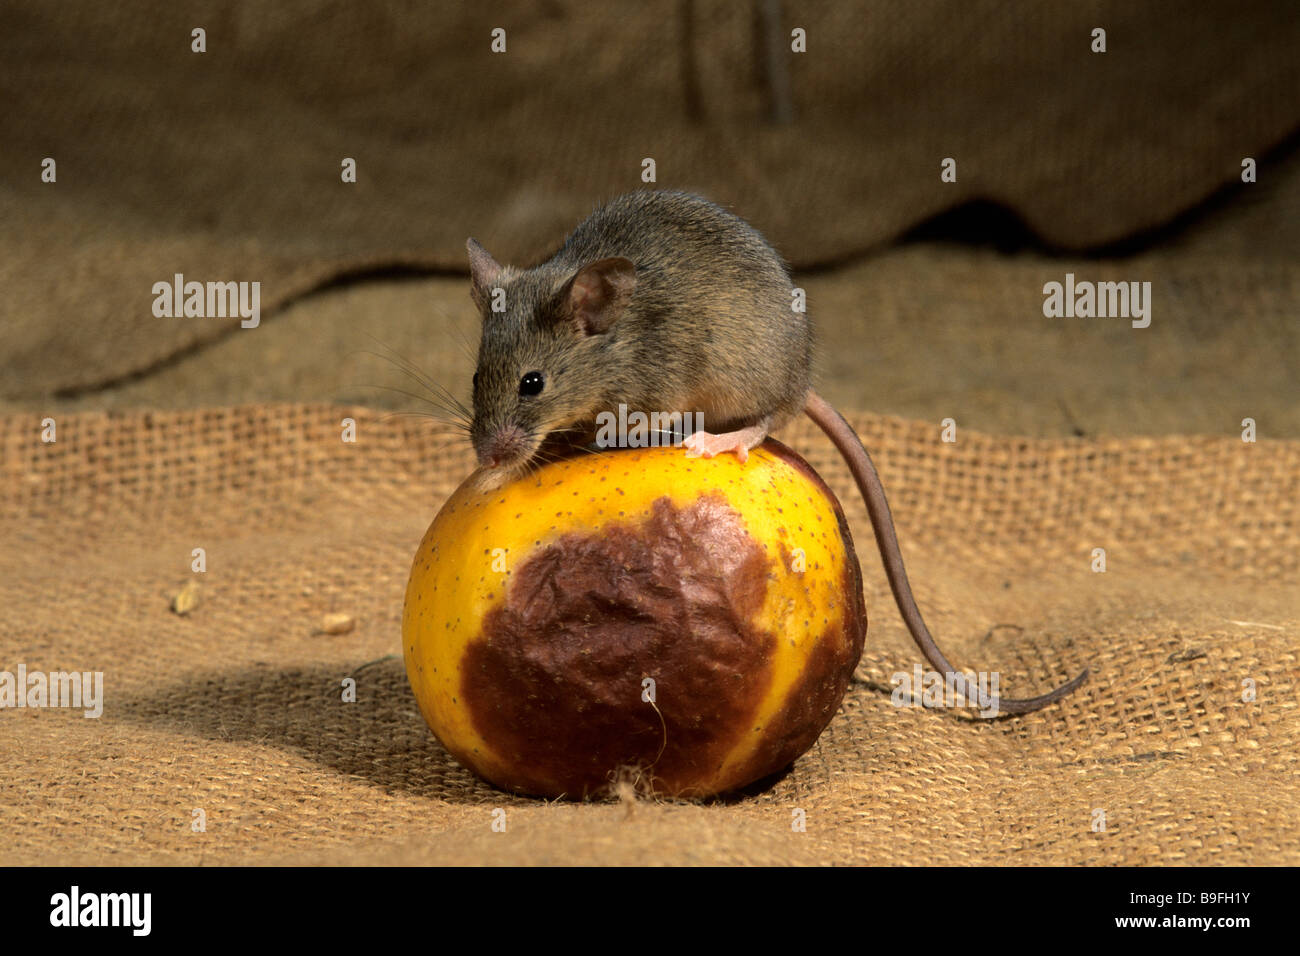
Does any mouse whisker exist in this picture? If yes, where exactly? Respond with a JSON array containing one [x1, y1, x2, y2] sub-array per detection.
[[451, 324, 479, 367], [353, 333, 474, 418], [345, 382, 472, 427], [375, 409, 472, 433], [351, 347, 466, 410]]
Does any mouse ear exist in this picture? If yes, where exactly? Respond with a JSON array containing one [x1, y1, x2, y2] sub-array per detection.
[[467, 238, 502, 312], [560, 257, 636, 335]]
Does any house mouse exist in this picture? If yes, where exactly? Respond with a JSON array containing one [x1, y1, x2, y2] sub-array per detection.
[[464, 189, 1088, 715]]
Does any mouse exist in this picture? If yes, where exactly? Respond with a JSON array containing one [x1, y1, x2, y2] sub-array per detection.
[[463, 189, 1088, 715]]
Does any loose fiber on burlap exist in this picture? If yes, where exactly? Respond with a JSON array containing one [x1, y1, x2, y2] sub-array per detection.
[[2, 406, 1296, 865], [3, 1, 1299, 398]]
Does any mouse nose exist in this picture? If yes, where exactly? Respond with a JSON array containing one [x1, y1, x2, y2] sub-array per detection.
[[480, 425, 527, 468]]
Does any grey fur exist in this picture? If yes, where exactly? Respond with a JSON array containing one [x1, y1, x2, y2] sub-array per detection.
[[468, 190, 811, 468]]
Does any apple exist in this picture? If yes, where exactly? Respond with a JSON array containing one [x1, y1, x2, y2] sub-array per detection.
[[402, 438, 866, 798]]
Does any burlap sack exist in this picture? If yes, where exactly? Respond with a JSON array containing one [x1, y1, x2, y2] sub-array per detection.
[[3, 0, 1297, 867], [2, 407, 1295, 865], [4, 0, 1298, 397]]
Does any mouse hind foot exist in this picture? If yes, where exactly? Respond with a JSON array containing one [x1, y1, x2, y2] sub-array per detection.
[[682, 419, 771, 463]]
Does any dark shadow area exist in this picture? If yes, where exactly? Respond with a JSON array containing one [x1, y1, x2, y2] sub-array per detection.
[[708, 763, 794, 804], [892, 124, 1300, 262], [111, 657, 795, 805], [112, 658, 519, 805], [899, 199, 1041, 255]]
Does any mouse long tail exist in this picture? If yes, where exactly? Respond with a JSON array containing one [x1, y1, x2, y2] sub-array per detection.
[[803, 390, 1088, 716]]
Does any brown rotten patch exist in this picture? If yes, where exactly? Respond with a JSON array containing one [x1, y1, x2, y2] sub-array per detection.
[[463, 493, 773, 798]]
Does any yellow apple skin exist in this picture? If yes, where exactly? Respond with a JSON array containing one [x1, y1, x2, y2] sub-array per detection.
[[402, 438, 866, 799]]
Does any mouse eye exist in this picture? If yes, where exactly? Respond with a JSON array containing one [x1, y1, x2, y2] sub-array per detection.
[[519, 370, 545, 397], [472, 371, 480, 391]]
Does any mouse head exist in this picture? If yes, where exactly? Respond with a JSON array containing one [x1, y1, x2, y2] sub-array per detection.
[[466, 238, 636, 486]]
